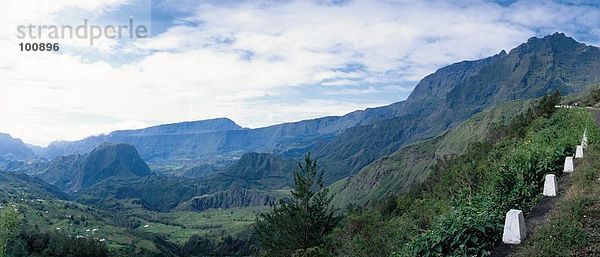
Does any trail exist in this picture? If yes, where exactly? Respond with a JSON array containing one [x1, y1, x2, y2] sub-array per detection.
[[490, 107, 597, 257]]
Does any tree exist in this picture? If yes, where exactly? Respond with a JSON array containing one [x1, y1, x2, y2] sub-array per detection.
[[255, 154, 338, 257], [0, 205, 20, 257], [536, 90, 561, 118]]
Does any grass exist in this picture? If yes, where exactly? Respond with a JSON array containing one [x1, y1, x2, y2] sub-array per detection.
[[514, 142, 600, 257]]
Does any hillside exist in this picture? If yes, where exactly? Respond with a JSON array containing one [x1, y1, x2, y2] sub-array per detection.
[[0, 171, 68, 201], [329, 99, 532, 208]]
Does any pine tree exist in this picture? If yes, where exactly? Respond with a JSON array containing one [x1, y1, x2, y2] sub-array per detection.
[[255, 154, 337, 257]]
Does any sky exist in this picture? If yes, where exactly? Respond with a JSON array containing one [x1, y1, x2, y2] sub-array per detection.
[[0, 0, 599, 146]]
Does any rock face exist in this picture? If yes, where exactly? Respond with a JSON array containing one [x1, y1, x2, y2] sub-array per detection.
[[38, 155, 87, 188], [39, 143, 151, 192], [177, 187, 280, 212]]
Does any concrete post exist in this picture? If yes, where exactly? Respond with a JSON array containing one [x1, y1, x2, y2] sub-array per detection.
[[502, 209, 527, 244], [563, 157, 574, 173], [575, 145, 584, 159], [542, 174, 557, 196]]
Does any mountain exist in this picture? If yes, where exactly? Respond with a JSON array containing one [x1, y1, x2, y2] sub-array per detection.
[[38, 143, 151, 192], [0, 133, 36, 162], [77, 152, 296, 212], [36, 108, 403, 165], [28, 33, 600, 185], [38, 154, 86, 187], [205, 152, 297, 189], [32, 33, 600, 215], [72, 143, 152, 190], [311, 32, 600, 182]]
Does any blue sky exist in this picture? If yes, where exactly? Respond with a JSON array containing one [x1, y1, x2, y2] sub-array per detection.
[[1, 0, 599, 145]]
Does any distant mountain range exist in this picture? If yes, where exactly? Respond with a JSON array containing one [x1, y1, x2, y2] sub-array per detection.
[[0, 33, 598, 211], [22, 33, 597, 185], [0, 133, 36, 162]]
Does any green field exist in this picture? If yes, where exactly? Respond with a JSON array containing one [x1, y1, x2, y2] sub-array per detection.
[[6, 196, 269, 253]]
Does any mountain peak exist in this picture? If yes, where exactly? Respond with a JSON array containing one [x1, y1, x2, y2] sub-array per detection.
[[0, 132, 36, 159], [513, 32, 586, 55], [72, 143, 151, 191]]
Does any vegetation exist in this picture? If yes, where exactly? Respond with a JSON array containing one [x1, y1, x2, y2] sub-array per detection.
[[255, 154, 338, 257], [514, 142, 600, 256], [389, 95, 598, 256], [5, 229, 111, 257], [329, 99, 533, 209]]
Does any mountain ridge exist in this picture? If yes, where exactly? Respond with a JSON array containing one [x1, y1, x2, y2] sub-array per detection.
[[310, 32, 600, 182], [18, 33, 600, 186], [0, 133, 37, 161]]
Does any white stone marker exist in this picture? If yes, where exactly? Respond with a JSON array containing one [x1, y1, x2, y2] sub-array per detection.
[[502, 209, 527, 244], [543, 174, 557, 196], [564, 157, 574, 173], [575, 145, 584, 159]]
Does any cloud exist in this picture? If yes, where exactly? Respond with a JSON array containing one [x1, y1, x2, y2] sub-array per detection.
[[0, 0, 598, 145]]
